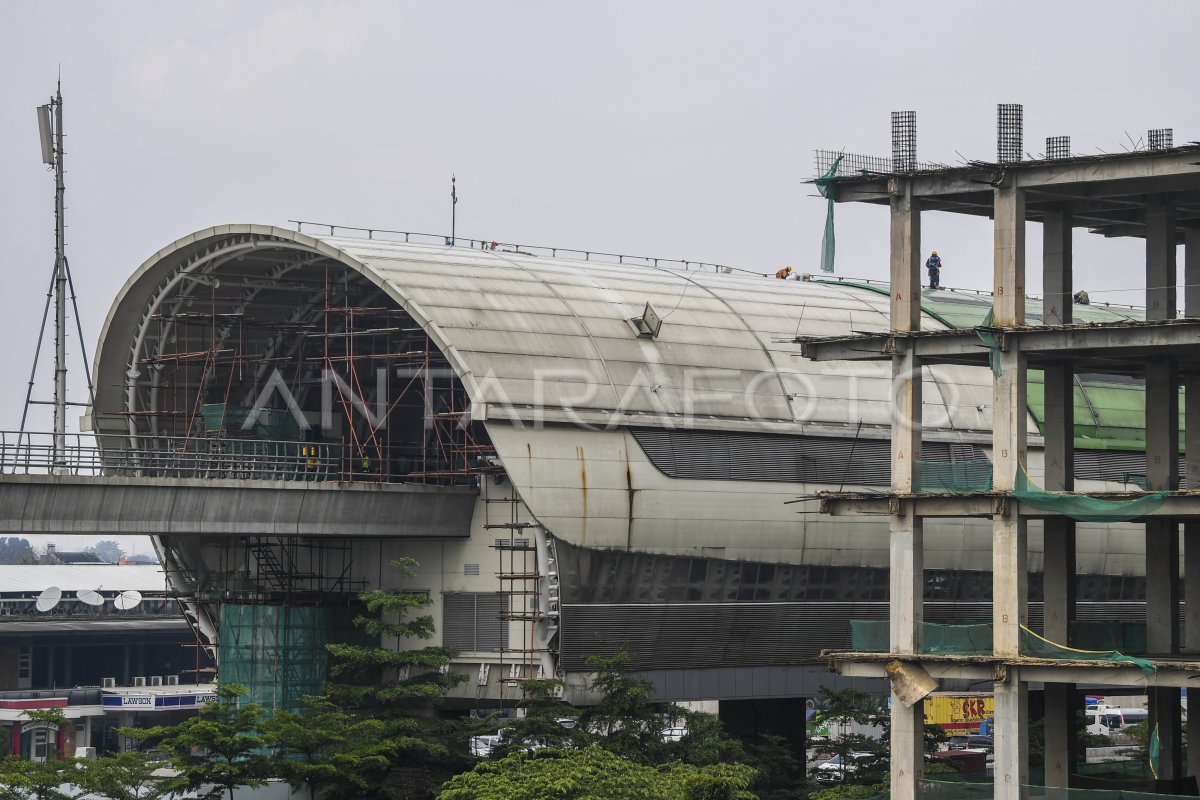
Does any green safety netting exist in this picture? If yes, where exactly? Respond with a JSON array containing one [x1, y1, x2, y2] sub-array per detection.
[[1019, 625, 1155, 677], [1014, 466, 1169, 522], [849, 621, 1155, 671], [849, 618, 887, 651], [1071, 621, 1147, 653], [915, 460, 994, 493], [849, 620, 993, 655], [814, 155, 843, 273], [976, 309, 1003, 377], [220, 604, 331, 712]]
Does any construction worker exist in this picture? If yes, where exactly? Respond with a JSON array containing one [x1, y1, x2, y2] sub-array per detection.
[[926, 251, 943, 289], [775, 265, 794, 280]]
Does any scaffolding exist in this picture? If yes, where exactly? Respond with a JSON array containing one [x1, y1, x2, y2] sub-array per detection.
[[123, 257, 499, 486], [485, 476, 558, 702]]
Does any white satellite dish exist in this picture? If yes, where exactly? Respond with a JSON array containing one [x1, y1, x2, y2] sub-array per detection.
[[77, 588, 105, 607], [113, 590, 143, 611], [35, 586, 62, 612]]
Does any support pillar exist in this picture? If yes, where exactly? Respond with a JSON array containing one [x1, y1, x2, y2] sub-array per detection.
[[1146, 198, 1182, 779], [1042, 208, 1077, 788], [993, 185, 1028, 799], [888, 183, 923, 800], [1185, 228, 1200, 777]]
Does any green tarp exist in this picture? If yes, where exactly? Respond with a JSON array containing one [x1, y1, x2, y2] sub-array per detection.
[[1014, 466, 1169, 522]]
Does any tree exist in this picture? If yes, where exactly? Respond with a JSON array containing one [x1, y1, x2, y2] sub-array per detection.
[[73, 751, 172, 800], [0, 537, 36, 565], [124, 682, 270, 800], [86, 540, 124, 564], [265, 695, 397, 800], [576, 650, 682, 765], [437, 746, 756, 800], [0, 709, 85, 800], [744, 734, 805, 800], [490, 679, 575, 758], [324, 557, 471, 799], [810, 687, 887, 788]]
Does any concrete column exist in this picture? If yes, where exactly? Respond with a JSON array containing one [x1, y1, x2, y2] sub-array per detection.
[[890, 181, 922, 333], [1042, 207, 1077, 788], [1185, 230, 1200, 775], [1146, 199, 1177, 320], [993, 185, 1026, 327], [1042, 209, 1073, 326], [1183, 229, 1200, 318], [992, 185, 1028, 800], [888, 184, 923, 800], [1146, 198, 1182, 778]]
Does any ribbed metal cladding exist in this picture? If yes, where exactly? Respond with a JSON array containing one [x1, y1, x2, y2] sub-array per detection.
[[629, 428, 979, 486], [558, 601, 1156, 671], [1074, 450, 1186, 486], [442, 592, 508, 652]]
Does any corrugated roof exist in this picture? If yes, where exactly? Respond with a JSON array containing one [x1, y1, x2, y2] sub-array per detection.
[[0, 565, 167, 595], [90, 224, 1157, 440]]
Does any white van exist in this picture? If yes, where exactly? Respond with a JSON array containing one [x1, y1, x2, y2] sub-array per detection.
[[1085, 704, 1148, 737]]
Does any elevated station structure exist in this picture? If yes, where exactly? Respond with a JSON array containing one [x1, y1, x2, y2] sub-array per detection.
[[803, 140, 1200, 797], [0, 203, 1188, 745]]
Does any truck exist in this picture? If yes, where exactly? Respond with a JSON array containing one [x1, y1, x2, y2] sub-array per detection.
[[923, 693, 994, 733]]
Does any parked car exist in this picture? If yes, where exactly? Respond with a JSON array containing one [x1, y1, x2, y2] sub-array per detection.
[[662, 726, 688, 742], [813, 751, 880, 785], [946, 734, 994, 753]]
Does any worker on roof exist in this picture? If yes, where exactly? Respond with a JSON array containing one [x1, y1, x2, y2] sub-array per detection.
[[775, 265, 793, 280], [926, 251, 943, 290]]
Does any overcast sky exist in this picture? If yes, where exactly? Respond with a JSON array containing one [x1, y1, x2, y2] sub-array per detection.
[[2, 0, 1199, 552]]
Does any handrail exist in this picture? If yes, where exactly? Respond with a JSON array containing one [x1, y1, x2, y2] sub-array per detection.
[[287, 220, 768, 277], [0, 431, 381, 484]]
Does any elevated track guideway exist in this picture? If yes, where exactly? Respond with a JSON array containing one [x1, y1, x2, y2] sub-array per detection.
[[0, 430, 476, 538]]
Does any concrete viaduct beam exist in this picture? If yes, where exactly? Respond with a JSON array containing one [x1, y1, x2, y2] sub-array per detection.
[[0, 475, 476, 538]]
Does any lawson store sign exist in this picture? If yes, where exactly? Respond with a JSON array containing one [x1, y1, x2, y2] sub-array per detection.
[[102, 688, 217, 712]]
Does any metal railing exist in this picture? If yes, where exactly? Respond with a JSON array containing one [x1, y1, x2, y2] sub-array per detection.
[[0, 431, 343, 483], [288, 219, 767, 277]]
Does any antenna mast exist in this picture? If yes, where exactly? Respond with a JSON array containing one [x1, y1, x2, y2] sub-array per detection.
[[25, 78, 94, 469], [450, 175, 458, 246], [52, 80, 66, 467]]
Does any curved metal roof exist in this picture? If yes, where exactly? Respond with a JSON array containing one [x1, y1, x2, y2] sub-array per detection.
[[92, 225, 1148, 440]]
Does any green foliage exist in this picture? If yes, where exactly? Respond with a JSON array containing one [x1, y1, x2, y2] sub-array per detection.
[[265, 695, 397, 799], [437, 746, 756, 800], [123, 683, 270, 800], [0, 537, 36, 565], [324, 558, 473, 798], [811, 686, 887, 786], [576, 650, 682, 765], [808, 782, 887, 800], [492, 680, 575, 758], [86, 540, 124, 564], [743, 734, 804, 800], [73, 751, 172, 800], [0, 753, 84, 800]]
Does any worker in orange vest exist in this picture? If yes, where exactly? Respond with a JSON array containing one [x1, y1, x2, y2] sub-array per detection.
[[775, 265, 793, 280]]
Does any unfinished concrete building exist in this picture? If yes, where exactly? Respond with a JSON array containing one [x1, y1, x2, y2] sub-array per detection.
[[803, 117, 1200, 797]]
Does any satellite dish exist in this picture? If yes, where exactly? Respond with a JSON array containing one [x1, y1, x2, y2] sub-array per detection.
[[77, 588, 105, 607], [35, 586, 62, 612], [114, 590, 143, 611]]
